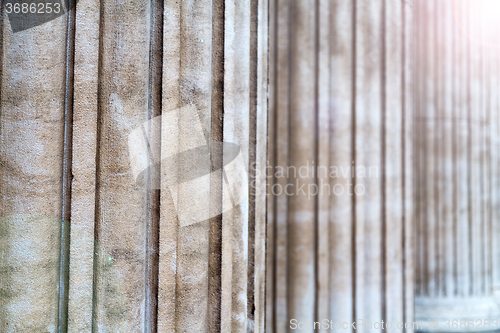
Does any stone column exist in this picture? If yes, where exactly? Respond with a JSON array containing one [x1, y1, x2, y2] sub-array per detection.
[[0, 0, 269, 332], [266, 0, 414, 332], [414, 0, 500, 330], [0, 6, 69, 332]]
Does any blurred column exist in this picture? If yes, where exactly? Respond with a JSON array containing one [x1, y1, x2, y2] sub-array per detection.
[[414, 0, 500, 330], [266, 0, 414, 332]]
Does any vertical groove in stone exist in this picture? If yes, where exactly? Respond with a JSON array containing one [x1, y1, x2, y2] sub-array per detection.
[[351, 0, 357, 325], [414, 0, 423, 298], [247, 0, 258, 328], [208, 0, 224, 330], [59, 0, 77, 330], [312, 0, 320, 324], [380, 0, 387, 323], [91, 0, 105, 326], [145, 0, 163, 330], [91, 0, 105, 327]]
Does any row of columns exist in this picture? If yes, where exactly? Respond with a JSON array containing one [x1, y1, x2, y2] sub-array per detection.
[[414, 0, 500, 329], [0, 0, 269, 331], [3, 0, 500, 332], [266, 0, 414, 332]]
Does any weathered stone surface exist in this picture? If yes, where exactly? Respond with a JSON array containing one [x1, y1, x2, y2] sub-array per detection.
[[0, 0, 268, 331]]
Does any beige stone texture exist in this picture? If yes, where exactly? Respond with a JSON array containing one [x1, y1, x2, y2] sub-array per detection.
[[0, 0, 268, 331]]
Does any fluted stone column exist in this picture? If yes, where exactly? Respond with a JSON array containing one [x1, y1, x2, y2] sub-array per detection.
[[414, 0, 500, 330], [266, 0, 414, 332], [0, 0, 269, 332], [0, 7, 69, 332]]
